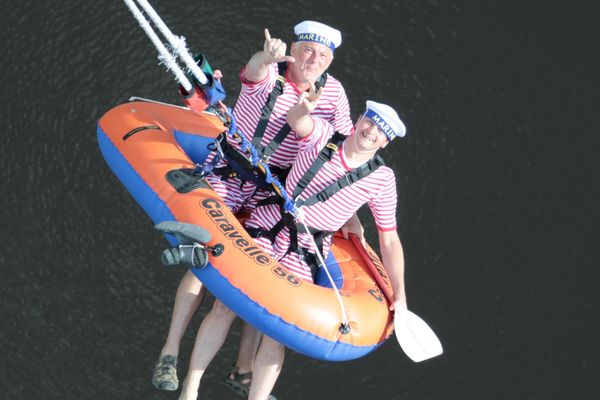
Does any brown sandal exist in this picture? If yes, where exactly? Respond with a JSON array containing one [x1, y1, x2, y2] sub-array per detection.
[[223, 367, 277, 399]]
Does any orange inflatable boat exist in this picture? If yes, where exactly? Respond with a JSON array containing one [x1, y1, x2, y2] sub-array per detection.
[[97, 99, 394, 361]]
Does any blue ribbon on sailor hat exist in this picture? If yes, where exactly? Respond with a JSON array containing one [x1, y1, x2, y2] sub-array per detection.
[[294, 20, 342, 52], [364, 100, 406, 141]]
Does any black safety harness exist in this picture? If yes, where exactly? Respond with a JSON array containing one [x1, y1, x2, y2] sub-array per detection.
[[246, 132, 385, 279], [212, 62, 327, 188]]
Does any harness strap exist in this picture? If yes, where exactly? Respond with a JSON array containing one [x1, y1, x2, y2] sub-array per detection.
[[292, 132, 346, 199], [252, 62, 286, 148], [252, 62, 328, 160], [297, 155, 385, 208], [246, 223, 329, 282], [245, 131, 384, 284], [215, 132, 291, 187]]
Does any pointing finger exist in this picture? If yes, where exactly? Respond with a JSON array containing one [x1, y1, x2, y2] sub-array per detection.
[[264, 28, 271, 42], [279, 55, 295, 63]]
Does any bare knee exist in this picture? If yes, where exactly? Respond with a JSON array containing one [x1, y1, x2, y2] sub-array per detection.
[[180, 270, 205, 295], [210, 299, 236, 320]]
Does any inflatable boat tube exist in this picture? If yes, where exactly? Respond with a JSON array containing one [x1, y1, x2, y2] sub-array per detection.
[[97, 100, 394, 361]]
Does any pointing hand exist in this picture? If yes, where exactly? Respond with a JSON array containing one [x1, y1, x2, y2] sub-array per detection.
[[262, 28, 295, 64]]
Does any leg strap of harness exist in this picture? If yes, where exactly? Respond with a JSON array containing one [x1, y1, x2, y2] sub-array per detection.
[[246, 219, 287, 243]]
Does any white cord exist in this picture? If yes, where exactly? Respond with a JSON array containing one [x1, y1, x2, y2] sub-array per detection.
[[123, 0, 193, 91], [297, 215, 349, 330], [134, 0, 208, 85]]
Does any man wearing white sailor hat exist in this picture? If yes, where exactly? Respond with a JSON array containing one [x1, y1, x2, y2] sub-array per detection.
[[161, 20, 359, 400], [245, 20, 342, 90], [246, 92, 408, 400]]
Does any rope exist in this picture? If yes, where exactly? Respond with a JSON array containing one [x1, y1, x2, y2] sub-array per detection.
[[123, 0, 192, 91], [219, 108, 298, 215], [134, 0, 208, 85], [298, 218, 350, 331]]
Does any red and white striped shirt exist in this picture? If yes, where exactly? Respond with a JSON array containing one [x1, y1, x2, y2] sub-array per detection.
[[206, 62, 352, 213], [231, 62, 353, 168], [245, 118, 398, 281]]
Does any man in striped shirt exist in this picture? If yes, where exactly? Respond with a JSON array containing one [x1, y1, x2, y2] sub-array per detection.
[[246, 93, 409, 400], [155, 21, 356, 399]]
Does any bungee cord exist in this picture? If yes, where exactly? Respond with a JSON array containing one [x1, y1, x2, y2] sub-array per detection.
[[134, 0, 208, 85], [123, 0, 193, 91]]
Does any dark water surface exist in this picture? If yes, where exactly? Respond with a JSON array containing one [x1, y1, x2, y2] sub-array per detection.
[[1, 1, 597, 399]]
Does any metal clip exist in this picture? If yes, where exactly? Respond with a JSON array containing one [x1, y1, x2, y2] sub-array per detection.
[[325, 143, 338, 151]]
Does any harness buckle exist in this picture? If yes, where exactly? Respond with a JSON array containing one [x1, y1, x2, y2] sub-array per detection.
[[214, 133, 227, 159], [276, 75, 285, 83], [325, 143, 338, 152]]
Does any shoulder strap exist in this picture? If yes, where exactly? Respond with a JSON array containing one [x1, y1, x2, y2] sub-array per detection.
[[292, 132, 347, 199], [259, 71, 329, 160], [297, 155, 385, 208], [253, 67, 329, 159], [252, 62, 288, 148], [315, 71, 328, 90]]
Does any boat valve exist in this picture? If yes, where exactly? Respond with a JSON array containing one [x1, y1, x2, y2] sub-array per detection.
[[206, 243, 224, 257], [339, 323, 351, 335]]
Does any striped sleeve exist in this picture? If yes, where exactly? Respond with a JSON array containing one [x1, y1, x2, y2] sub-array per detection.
[[299, 118, 334, 152], [239, 62, 277, 96], [368, 167, 398, 231], [331, 83, 353, 136]]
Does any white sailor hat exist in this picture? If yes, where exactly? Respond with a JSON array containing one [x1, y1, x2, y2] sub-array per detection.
[[294, 20, 342, 52], [364, 100, 406, 141]]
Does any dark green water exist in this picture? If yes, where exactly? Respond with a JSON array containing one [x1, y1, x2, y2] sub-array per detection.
[[1, 1, 597, 399]]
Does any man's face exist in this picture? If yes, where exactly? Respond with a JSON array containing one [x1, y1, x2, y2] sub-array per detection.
[[289, 41, 334, 84], [353, 115, 389, 152]]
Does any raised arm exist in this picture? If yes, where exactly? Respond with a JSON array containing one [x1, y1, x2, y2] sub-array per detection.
[[378, 229, 407, 311], [287, 85, 322, 138], [244, 29, 295, 83]]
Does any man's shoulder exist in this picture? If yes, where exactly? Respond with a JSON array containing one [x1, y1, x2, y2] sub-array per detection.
[[323, 72, 344, 90], [371, 163, 396, 182]]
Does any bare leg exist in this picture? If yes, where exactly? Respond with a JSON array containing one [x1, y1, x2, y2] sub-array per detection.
[[248, 336, 284, 400], [178, 299, 237, 400], [161, 270, 205, 357], [234, 322, 263, 374]]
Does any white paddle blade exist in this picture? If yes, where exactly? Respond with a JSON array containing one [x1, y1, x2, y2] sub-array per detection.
[[395, 309, 443, 362]]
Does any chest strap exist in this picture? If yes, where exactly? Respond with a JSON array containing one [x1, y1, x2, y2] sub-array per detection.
[[252, 62, 328, 160], [247, 133, 385, 279], [292, 132, 346, 199], [296, 155, 385, 208]]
